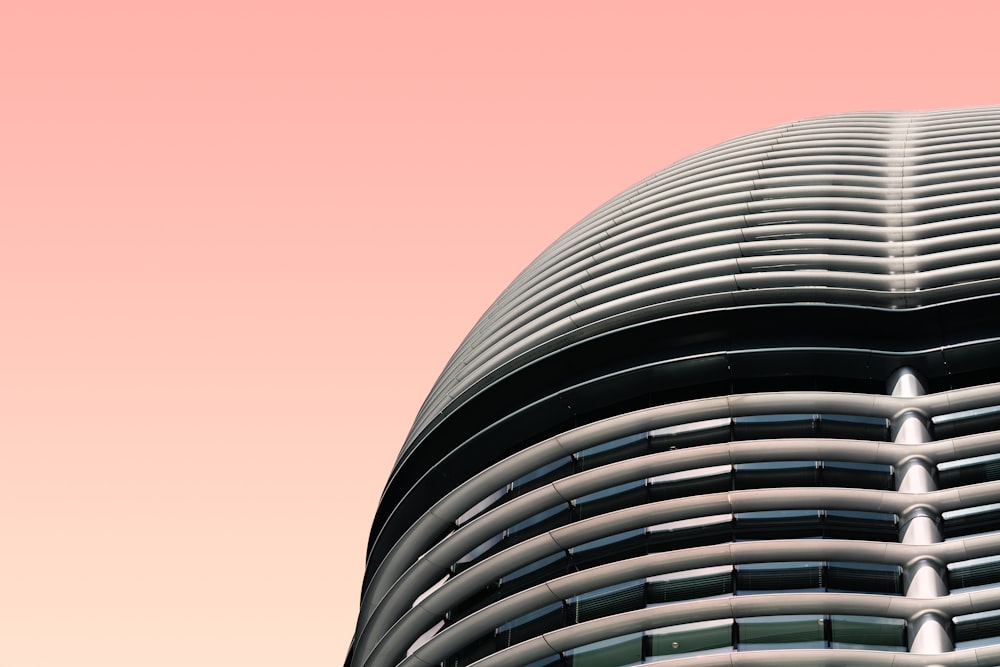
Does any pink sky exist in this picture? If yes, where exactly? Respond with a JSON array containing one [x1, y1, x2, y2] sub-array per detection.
[[1, 1, 999, 665]]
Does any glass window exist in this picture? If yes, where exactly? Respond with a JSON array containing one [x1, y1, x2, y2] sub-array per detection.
[[646, 619, 733, 658], [647, 565, 733, 604], [568, 579, 644, 624], [955, 609, 1000, 648], [447, 581, 500, 624], [522, 655, 563, 667], [733, 413, 816, 439], [736, 615, 826, 650], [649, 418, 731, 452], [939, 452, 1000, 488], [829, 615, 905, 650], [821, 461, 893, 490], [566, 632, 642, 667], [572, 528, 646, 555], [571, 529, 647, 569], [736, 561, 822, 593], [649, 418, 731, 438], [648, 513, 732, 552], [944, 502, 1000, 539], [443, 631, 495, 667], [824, 510, 898, 541], [496, 601, 564, 648], [649, 465, 731, 485], [733, 414, 815, 423], [649, 513, 732, 533], [574, 480, 647, 520], [648, 465, 731, 503], [932, 404, 1000, 438], [735, 461, 818, 489], [816, 413, 889, 439], [735, 509, 823, 540], [575, 480, 644, 505], [827, 562, 901, 594], [933, 404, 1000, 424], [949, 554, 1000, 592], [508, 503, 572, 541], [575, 433, 648, 471], [500, 551, 567, 591], [510, 456, 574, 497]]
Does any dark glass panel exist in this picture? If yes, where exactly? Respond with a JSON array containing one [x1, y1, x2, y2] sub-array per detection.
[[507, 505, 573, 545], [509, 457, 575, 498], [571, 529, 647, 570], [447, 581, 500, 624], [568, 580, 644, 624], [824, 510, 898, 541], [647, 566, 733, 604], [566, 633, 642, 667], [648, 418, 732, 452], [829, 615, 906, 649], [648, 380, 731, 411], [522, 655, 564, 667], [955, 610, 1000, 644], [734, 461, 818, 490], [500, 552, 569, 597], [444, 631, 495, 667], [821, 461, 893, 490], [732, 414, 817, 440], [575, 434, 648, 471], [932, 405, 1000, 439], [816, 413, 890, 440], [648, 469, 731, 502], [929, 364, 1000, 393], [647, 620, 733, 658], [943, 504, 1000, 539], [735, 510, 823, 540], [648, 515, 733, 552], [949, 555, 1000, 591], [939, 453, 1000, 489], [736, 562, 822, 593], [827, 562, 901, 594], [496, 601, 564, 649], [737, 615, 826, 649], [453, 533, 503, 574], [573, 481, 647, 520]]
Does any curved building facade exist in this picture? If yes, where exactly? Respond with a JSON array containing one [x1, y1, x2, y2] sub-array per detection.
[[349, 106, 1000, 667]]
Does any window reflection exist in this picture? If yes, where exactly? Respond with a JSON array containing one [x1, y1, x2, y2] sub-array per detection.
[[939, 452, 1000, 488], [954, 609, 1000, 649], [944, 502, 1000, 539], [566, 632, 642, 667], [443, 561, 907, 667], [647, 619, 733, 659], [434, 407, 910, 667], [736, 614, 826, 650], [949, 554, 1000, 592]]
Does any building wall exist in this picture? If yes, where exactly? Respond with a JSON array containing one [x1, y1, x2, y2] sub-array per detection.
[[349, 107, 1000, 667]]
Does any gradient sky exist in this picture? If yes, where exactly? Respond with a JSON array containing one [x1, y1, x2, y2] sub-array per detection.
[[2, 2, 999, 666]]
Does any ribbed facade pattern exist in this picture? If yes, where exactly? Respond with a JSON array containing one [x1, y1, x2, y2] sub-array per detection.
[[348, 107, 1000, 667]]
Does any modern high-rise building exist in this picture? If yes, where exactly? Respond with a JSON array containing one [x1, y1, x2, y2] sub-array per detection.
[[348, 106, 1000, 667]]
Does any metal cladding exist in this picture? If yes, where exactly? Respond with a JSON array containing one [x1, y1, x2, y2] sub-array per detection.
[[348, 107, 1000, 667]]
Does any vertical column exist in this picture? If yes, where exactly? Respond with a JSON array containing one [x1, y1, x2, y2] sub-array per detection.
[[887, 367, 952, 655]]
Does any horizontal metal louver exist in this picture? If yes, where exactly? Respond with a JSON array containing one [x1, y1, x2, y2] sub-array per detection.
[[349, 107, 1000, 667]]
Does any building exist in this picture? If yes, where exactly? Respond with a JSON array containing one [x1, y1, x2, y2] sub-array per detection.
[[348, 107, 1000, 667]]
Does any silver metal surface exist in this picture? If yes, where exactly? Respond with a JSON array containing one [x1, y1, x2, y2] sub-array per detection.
[[890, 368, 951, 654], [350, 107, 1000, 667]]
